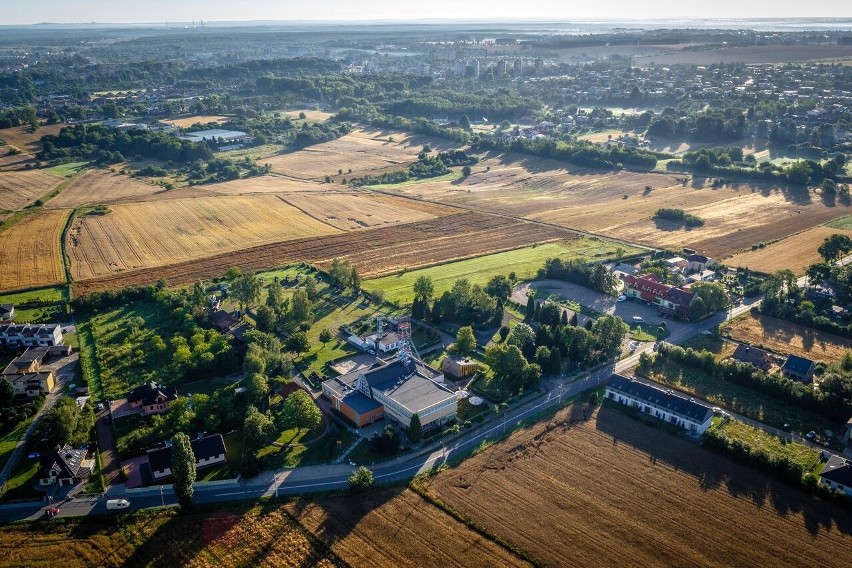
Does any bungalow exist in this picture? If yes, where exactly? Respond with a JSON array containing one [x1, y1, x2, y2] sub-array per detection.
[[441, 356, 478, 379], [731, 344, 772, 371], [146, 433, 227, 481], [127, 382, 179, 415], [36, 445, 91, 487], [623, 273, 696, 319], [0, 303, 14, 320], [687, 254, 714, 273], [209, 310, 239, 332], [818, 455, 852, 497], [376, 332, 405, 353], [605, 374, 713, 435], [782, 355, 815, 383]]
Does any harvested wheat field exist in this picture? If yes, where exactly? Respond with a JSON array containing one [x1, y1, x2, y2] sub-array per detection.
[[203, 174, 325, 195], [0, 124, 64, 153], [279, 193, 444, 230], [390, 153, 850, 258], [161, 115, 229, 128], [0, 504, 339, 568], [725, 226, 852, 275], [0, 210, 68, 291], [68, 195, 341, 280], [73, 212, 572, 294], [283, 109, 334, 121], [723, 313, 852, 363], [0, 169, 61, 211], [46, 169, 170, 208], [426, 403, 852, 567], [284, 489, 530, 568], [264, 128, 462, 181], [0, 147, 34, 171]]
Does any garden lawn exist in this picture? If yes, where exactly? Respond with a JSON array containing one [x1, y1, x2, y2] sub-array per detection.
[[363, 238, 638, 306], [0, 286, 67, 323], [1, 459, 39, 501], [715, 419, 822, 473], [645, 358, 836, 434], [0, 418, 33, 472]]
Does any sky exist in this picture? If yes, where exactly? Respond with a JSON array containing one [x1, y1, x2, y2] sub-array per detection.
[[1, 0, 850, 25]]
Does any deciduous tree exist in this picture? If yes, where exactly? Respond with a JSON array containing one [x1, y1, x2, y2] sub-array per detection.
[[170, 432, 196, 508]]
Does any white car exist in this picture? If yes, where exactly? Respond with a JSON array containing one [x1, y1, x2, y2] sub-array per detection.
[[632, 316, 644, 323], [617, 295, 627, 302]]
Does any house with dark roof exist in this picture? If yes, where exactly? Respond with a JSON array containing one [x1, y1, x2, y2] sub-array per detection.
[[36, 445, 91, 487], [127, 382, 179, 415], [606, 374, 713, 435], [209, 310, 239, 332], [0, 323, 63, 348], [818, 455, 852, 497], [782, 355, 815, 383], [146, 433, 227, 481], [731, 344, 772, 371], [322, 355, 457, 430], [687, 254, 714, 273], [0, 304, 14, 320], [1, 346, 69, 396], [623, 273, 696, 319]]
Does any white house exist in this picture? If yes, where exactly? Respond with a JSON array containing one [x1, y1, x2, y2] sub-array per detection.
[[0, 324, 63, 348], [687, 254, 714, 273], [605, 374, 713, 435], [818, 455, 852, 497]]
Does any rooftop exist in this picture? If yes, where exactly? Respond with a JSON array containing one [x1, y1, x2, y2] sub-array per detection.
[[607, 374, 713, 424], [819, 455, 852, 488]]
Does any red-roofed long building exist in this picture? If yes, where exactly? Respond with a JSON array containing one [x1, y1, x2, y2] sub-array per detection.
[[623, 273, 695, 319]]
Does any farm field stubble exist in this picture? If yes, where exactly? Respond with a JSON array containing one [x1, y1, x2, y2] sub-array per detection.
[[46, 169, 176, 208], [725, 225, 852, 275], [0, 210, 68, 292], [425, 403, 852, 567], [72, 212, 574, 294], [0, 169, 62, 211], [67, 195, 341, 281], [0, 124, 64, 153], [389, 152, 851, 259], [723, 312, 852, 363], [161, 115, 230, 128], [278, 193, 440, 231]]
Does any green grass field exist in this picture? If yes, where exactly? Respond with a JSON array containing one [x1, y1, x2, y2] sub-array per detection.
[[363, 238, 638, 306], [826, 216, 852, 230], [0, 418, 33, 473], [0, 286, 66, 323], [44, 161, 89, 177], [714, 419, 822, 473]]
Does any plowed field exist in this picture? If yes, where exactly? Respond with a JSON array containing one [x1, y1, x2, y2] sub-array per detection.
[[46, 169, 166, 208], [725, 225, 852, 275], [723, 313, 852, 363], [0, 124, 64, 153], [285, 489, 530, 568], [263, 128, 461, 181], [0, 210, 68, 291], [427, 403, 852, 567], [279, 193, 440, 230], [67, 195, 341, 280], [0, 169, 61, 211], [73, 212, 574, 294]]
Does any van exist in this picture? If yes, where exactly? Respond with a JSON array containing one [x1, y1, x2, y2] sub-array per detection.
[[632, 316, 644, 323], [106, 498, 130, 510]]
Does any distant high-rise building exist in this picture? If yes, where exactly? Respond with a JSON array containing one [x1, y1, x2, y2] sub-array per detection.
[[454, 59, 466, 77], [535, 57, 544, 75], [514, 59, 523, 75], [496, 60, 507, 78], [472, 59, 480, 78]]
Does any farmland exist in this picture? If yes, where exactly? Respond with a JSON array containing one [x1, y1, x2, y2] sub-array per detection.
[[0, 210, 68, 292], [263, 128, 461, 181], [364, 237, 638, 305], [67, 195, 341, 281], [161, 115, 230, 128], [0, 124, 64, 153], [425, 403, 852, 567], [725, 225, 852, 275], [723, 313, 852, 364], [386, 152, 851, 259], [283, 110, 334, 121], [279, 193, 441, 231], [0, 169, 61, 211], [46, 169, 170, 208], [72, 212, 576, 295]]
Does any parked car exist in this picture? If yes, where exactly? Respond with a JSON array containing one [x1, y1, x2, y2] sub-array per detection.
[[106, 498, 130, 510], [27, 452, 40, 460], [806, 431, 816, 440], [632, 316, 644, 323], [96, 403, 104, 412], [617, 295, 627, 302]]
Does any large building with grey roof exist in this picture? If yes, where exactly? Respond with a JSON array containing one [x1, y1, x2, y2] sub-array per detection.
[[322, 355, 457, 430], [606, 374, 713, 435]]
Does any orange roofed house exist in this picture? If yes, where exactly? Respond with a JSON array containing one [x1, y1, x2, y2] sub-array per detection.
[[623, 273, 696, 319]]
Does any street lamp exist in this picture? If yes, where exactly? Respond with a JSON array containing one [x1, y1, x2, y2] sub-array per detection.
[[160, 485, 164, 507]]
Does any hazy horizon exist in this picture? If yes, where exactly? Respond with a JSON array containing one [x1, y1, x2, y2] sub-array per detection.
[[2, 0, 850, 26]]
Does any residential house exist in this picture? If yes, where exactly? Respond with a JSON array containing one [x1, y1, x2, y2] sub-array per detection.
[[209, 310, 239, 332], [782, 355, 815, 383], [1, 346, 67, 396], [687, 254, 714, 273], [0, 324, 63, 348], [36, 445, 91, 487], [147, 433, 227, 481], [605, 374, 713, 435], [0, 304, 14, 320], [127, 382, 179, 415], [818, 455, 852, 497], [5, 371, 56, 397], [623, 273, 696, 319], [663, 257, 687, 272], [731, 344, 772, 371], [375, 332, 405, 353], [322, 355, 457, 430], [441, 356, 478, 379]]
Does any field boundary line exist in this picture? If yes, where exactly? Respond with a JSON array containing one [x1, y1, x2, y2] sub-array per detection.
[[61, 208, 80, 289], [276, 195, 347, 232]]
